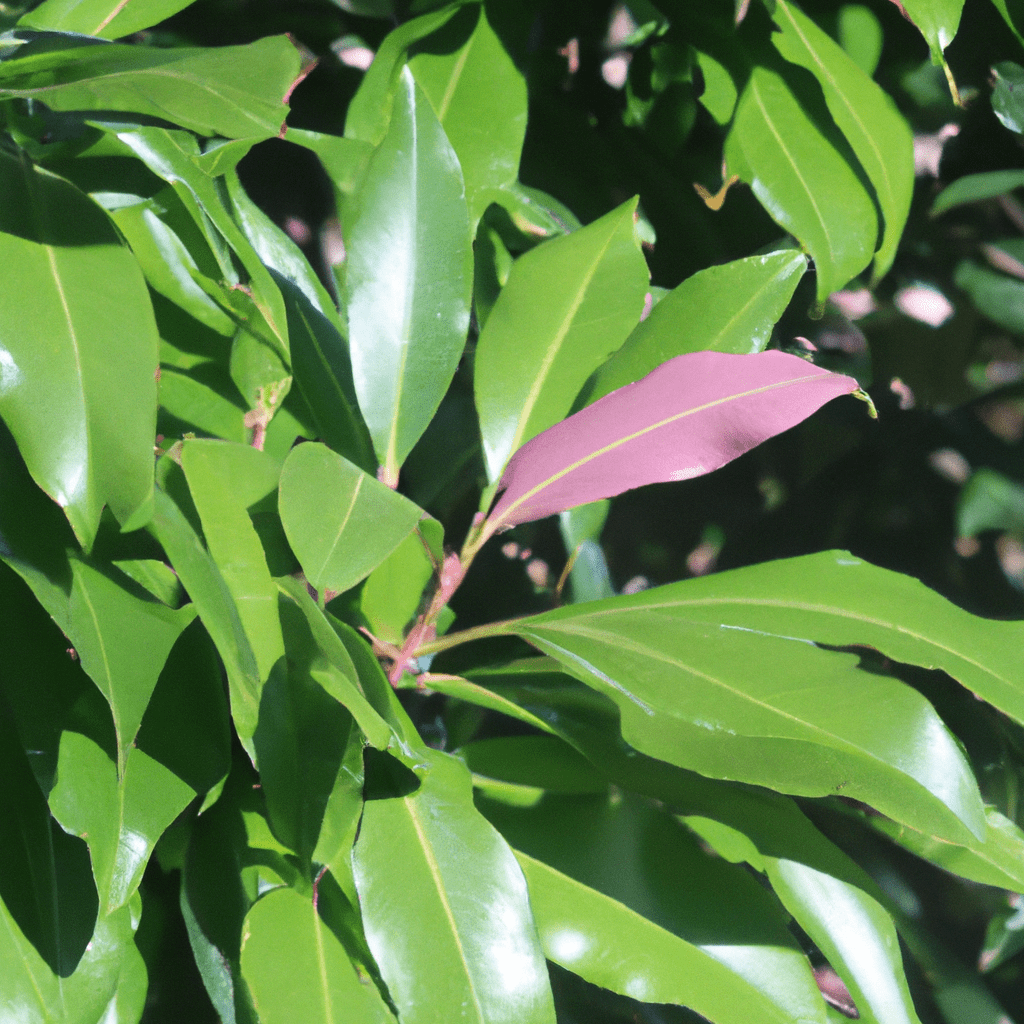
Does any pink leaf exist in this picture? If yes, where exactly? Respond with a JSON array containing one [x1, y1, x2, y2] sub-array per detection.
[[488, 350, 866, 530]]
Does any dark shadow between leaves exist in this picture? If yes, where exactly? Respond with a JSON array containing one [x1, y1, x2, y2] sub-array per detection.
[[362, 747, 421, 801]]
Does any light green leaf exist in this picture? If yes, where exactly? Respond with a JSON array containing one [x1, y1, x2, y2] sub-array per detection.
[[352, 748, 556, 1024], [481, 792, 826, 1024], [558, 501, 615, 604], [19, 0, 200, 39], [181, 440, 285, 683], [240, 886, 395, 1024], [69, 559, 195, 778], [344, 66, 473, 483], [410, 4, 527, 224], [475, 197, 649, 480], [932, 170, 1024, 214], [837, 5, 884, 77], [0, 149, 158, 548], [772, 0, 914, 282], [149, 481, 262, 759], [0, 36, 303, 139], [724, 66, 877, 303], [112, 558, 183, 607], [898, 0, 965, 63], [508, 561, 987, 843], [278, 442, 423, 595], [49, 732, 194, 914], [159, 367, 247, 443], [695, 50, 737, 124], [360, 529, 438, 644], [585, 250, 806, 403]]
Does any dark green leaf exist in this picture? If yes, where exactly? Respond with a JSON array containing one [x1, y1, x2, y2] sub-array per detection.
[[932, 170, 1024, 215]]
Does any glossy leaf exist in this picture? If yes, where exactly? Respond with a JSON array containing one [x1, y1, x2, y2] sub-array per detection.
[[488, 351, 864, 531], [240, 886, 395, 1024], [410, 4, 527, 224], [585, 251, 807, 403], [181, 440, 285, 683], [69, 558, 195, 778], [149, 482, 262, 758], [159, 367, 248, 443], [344, 66, 473, 483], [481, 792, 826, 1024], [19, 0, 198, 39], [724, 66, 877, 302], [0, 149, 158, 548], [0, 36, 303, 140], [771, 0, 914, 282], [278, 442, 423, 594], [898, 0, 964, 62], [360, 529, 438, 644], [475, 197, 649, 481], [991, 61, 1024, 133], [49, 732, 194, 914], [508, 578, 987, 843], [352, 748, 556, 1024], [932, 170, 1024, 214]]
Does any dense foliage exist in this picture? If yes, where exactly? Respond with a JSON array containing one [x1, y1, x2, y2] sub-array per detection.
[[6, 0, 1024, 1021]]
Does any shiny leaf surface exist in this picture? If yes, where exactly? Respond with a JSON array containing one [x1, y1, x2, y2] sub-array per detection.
[[724, 66, 877, 302], [489, 351, 864, 530], [475, 197, 649, 481], [352, 748, 556, 1024], [19, 0, 198, 39], [344, 66, 473, 483]]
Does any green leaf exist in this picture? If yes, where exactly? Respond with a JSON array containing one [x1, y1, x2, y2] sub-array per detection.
[[159, 367, 248, 443], [837, 5, 884, 77], [19, 0, 200, 39], [352, 748, 556, 1024], [149, 481, 262, 759], [360, 529, 437, 644], [49, 731, 194, 914], [278, 442, 423, 595], [724, 66, 877, 303], [771, 0, 914, 282], [240, 886, 395, 1024], [459, 735, 607, 796], [410, 4, 527, 224], [69, 558, 195, 778], [475, 197, 649, 480], [954, 258, 1024, 334], [344, 66, 472, 483], [0, 149, 158, 548], [932, 169, 1024, 214], [0, 36, 303, 139], [991, 0, 1024, 49], [585, 250, 807, 403], [480, 792, 826, 1024], [181, 440, 285, 683], [898, 0, 965, 63], [344, 5, 461, 145], [508, 563, 987, 844]]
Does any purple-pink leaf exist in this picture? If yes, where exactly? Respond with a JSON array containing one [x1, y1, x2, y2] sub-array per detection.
[[487, 350, 867, 530]]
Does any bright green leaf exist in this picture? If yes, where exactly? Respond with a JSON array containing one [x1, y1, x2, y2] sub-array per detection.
[[724, 66, 877, 303], [49, 731, 194, 914], [0, 149, 158, 548], [584, 250, 806, 403], [475, 197, 649, 480], [278, 442, 423, 595], [772, 0, 914, 282], [20, 0, 202, 40], [898, 0, 965, 63], [344, 66, 472, 483], [838, 5, 884, 77]]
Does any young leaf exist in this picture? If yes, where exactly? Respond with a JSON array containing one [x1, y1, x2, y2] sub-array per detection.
[[488, 350, 864, 531], [278, 442, 423, 595], [724, 66, 877, 303], [0, 149, 159, 548], [344, 66, 473, 484], [475, 197, 649, 481], [0, 36, 304, 140], [584, 251, 807, 403], [409, 4, 528, 225], [771, 0, 914, 282]]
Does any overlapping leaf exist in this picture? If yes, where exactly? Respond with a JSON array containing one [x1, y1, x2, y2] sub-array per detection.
[[585, 251, 807, 402], [724, 66, 877, 302], [19, 0, 198, 39], [488, 350, 864, 531], [771, 0, 914, 282], [475, 197, 649, 480], [344, 66, 472, 484]]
